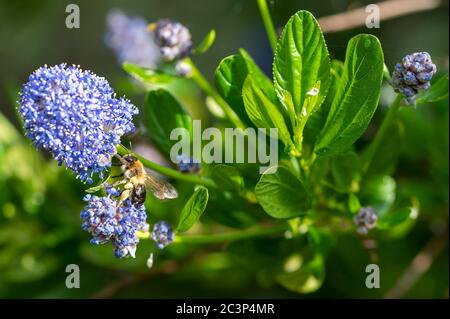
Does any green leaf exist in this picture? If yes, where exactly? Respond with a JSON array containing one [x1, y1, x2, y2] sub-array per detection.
[[214, 49, 278, 127], [273, 10, 330, 116], [145, 89, 193, 154], [210, 164, 245, 193], [193, 29, 216, 54], [304, 60, 344, 146], [377, 207, 415, 229], [214, 55, 251, 125], [416, 73, 449, 104], [239, 49, 278, 104], [177, 186, 209, 233], [315, 34, 384, 156], [330, 152, 361, 192], [123, 62, 177, 85], [255, 166, 311, 218], [242, 76, 294, 152]]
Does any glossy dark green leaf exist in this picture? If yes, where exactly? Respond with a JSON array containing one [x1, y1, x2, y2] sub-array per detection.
[[255, 166, 311, 218], [304, 60, 344, 146], [214, 55, 251, 125], [177, 186, 209, 233], [416, 73, 449, 104], [273, 10, 330, 115], [193, 29, 216, 54], [123, 62, 177, 85], [239, 49, 278, 104], [210, 164, 244, 193], [145, 89, 193, 154], [214, 49, 278, 126], [315, 34, 384, 156]]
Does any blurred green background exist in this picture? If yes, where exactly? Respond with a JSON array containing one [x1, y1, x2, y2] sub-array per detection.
[[0, 0, 448, 298]]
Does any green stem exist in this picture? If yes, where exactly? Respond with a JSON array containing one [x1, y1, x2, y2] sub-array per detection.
[[256, 0, 277, 52], [174, 224, 288, 244], [362, 94, 403, 174], [186, 58, 246, 130], [117, 145, 218, 189]]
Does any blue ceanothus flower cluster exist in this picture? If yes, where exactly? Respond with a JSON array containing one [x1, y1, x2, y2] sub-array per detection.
[[19, 64, 138, 183], [81, 186, 149, 258], [392, 52, 437, 104], [105, 9, 160, 68]]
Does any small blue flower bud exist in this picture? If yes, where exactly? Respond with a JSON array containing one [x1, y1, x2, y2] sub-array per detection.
[[176, 154, 200, 173], [151, 221, 174, 249], [402, 86, 417, 97], [403, 71, 418, 85]]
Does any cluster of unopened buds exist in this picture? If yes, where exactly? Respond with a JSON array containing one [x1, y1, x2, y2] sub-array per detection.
[[353, 207, 378, 235], [392, 52, 437, 104]]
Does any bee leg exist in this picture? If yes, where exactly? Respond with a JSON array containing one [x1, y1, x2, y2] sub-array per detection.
[[109, 174, 124, 179], [116, 189, 131, 210], [116, 182, 134, 210], [110, 163, 122, 167], [111, 180, 127, 188]]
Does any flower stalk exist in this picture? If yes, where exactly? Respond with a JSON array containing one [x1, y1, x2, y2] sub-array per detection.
[[256, 0, 278, 52], [174, 224, 288, 244], [362, 93, 403, 174]]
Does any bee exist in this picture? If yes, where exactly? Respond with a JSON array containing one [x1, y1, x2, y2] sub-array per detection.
[[113, 154, 178, 208]]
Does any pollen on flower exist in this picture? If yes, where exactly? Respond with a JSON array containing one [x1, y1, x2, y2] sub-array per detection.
[[18, 64, 138, 183]]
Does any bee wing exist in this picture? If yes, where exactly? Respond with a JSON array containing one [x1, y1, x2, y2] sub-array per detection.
[[144, 171, 178, 200]]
